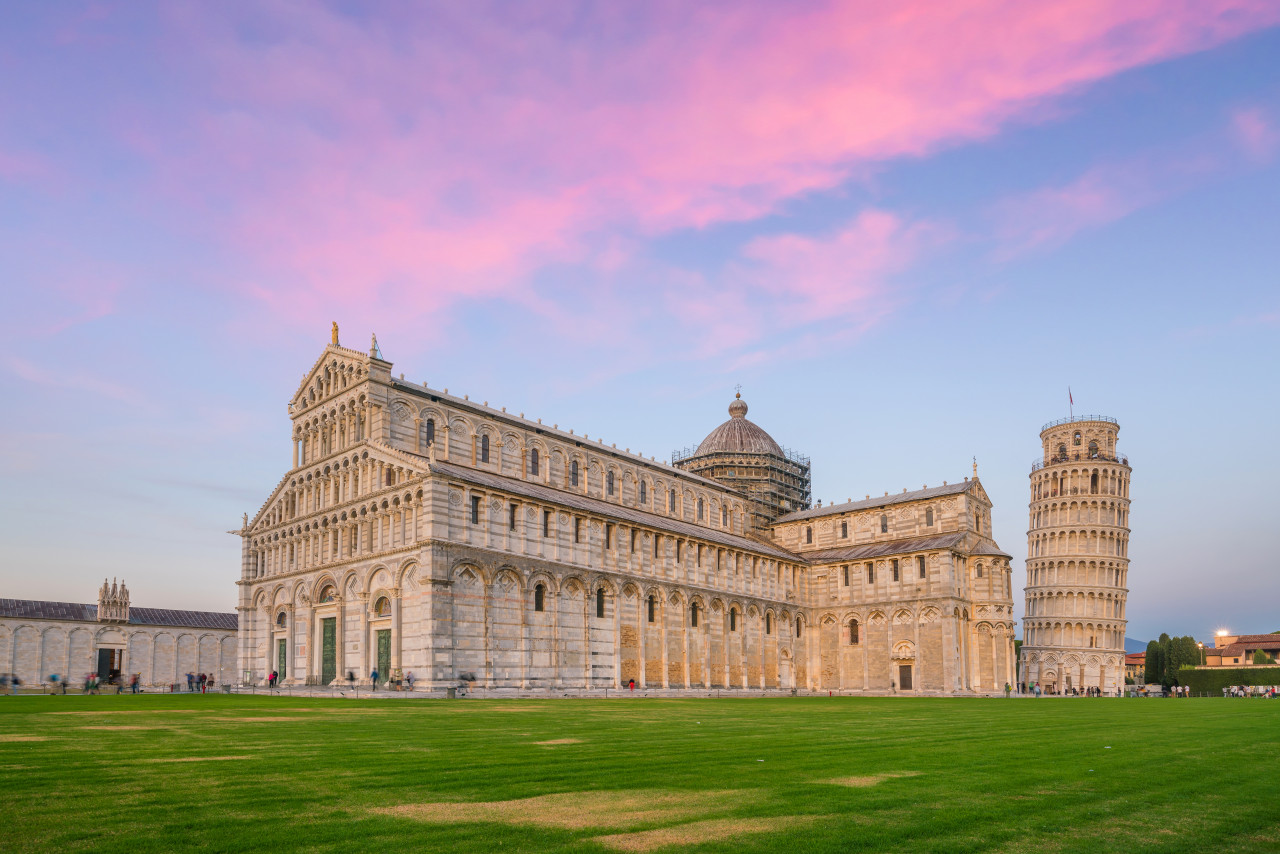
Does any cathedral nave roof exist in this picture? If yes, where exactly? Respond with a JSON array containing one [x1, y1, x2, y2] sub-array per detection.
[[774, 480, 975, 524], [795, 531, 1007, 564], [427, 459, 802, 563]]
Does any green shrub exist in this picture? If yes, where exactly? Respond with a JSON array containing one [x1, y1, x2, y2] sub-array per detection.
[[1178, 666, 1280, 694]]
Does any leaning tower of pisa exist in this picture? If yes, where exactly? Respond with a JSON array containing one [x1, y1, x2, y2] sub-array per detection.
[[1020, 416, 1131, 695]]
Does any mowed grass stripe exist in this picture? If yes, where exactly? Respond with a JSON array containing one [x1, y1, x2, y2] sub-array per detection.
[[0, 694, 1276, 853]]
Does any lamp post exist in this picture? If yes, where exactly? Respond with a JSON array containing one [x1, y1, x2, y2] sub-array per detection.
[[1197, 642, 1204, 665]]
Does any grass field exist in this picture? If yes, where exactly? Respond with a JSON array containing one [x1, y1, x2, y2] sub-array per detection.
[[1, 694, 1276, 853]]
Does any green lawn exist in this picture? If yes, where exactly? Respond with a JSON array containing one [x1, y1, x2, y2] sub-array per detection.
[[0, 694, 1276, 853]]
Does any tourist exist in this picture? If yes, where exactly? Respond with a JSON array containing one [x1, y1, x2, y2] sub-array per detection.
[[186, 672, 194, 693], [406, 671, 415, 691], [629, 678, 636, 692], [1004, 682, 1011, 698], [370, 668, 379, 690], [8, 675, 18, 695], [130, 673, 139, 694], [268, 670, 277, 689]]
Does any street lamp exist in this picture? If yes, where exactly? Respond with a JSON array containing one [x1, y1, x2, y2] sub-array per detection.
[[1197, 642, 1204, 665]]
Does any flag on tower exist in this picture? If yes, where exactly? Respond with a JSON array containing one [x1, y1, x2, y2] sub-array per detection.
[[1069, 387, 1073, 405]]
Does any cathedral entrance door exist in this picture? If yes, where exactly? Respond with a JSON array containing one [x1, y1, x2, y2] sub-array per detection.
[[376, 629, 391, 685], [898, 664, 913, 691], [277, 638, 287, 680], [320, 618, 337, 685]]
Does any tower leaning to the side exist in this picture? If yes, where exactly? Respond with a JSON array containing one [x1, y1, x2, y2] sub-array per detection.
[[1020, 415, 1131, 695]]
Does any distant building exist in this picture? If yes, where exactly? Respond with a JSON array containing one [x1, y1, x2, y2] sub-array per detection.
[[1203, 633, 1280, 667], [1124, 652, 1145, 682], [0, 579, 237, 687]]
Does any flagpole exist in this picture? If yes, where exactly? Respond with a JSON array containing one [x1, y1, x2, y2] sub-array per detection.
[[1069, 386, 1073, 420]]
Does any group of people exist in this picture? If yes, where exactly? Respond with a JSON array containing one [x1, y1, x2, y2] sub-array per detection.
[[184, 672, 214, 693], [1225, 685, 1278, 698], [1018, 682, 1118, 697], [1, 674, 21, 694], [368, 668, 414, 690]]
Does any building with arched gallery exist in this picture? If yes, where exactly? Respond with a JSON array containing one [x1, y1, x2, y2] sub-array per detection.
[[1, 579, 237, 687], [236, 329, 1017, 694]]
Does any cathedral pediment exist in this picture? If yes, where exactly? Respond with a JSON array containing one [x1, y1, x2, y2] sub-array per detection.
[[243, 440, 426, 535]]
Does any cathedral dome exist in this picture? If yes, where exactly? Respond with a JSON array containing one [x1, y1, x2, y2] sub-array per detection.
[[694, 394, 784, 457]]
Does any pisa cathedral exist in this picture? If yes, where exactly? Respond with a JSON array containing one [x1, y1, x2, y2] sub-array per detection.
[[236, 328, 1017, 694]]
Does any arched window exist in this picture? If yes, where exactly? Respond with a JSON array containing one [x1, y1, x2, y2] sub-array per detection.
[[529, 448, 540, 476], [534, 583, 545, 612], [841, 521, 848, 538], [639, 481, 647, 505], [880, 514, 888, 533], [690, 602, 698, 628], [806, 526, 813, 544], [925, 507, 934, 526], [596, 588, 605, 618], [1057, 443, 1067, 459], [730, 608, 737, 632], [1073, 431, 1082, 446], [1090, 472, 1098, 494], [669, 489, 677, 512], [317, 585, 335, 603], [796, 617, 803, 638], [842, 566, 849, 586], [766, 613, 772, 635], [275, 611, 286, 628], [697, 498, 704, 520], [721, 506, 728, 526], [976, 564, 984, 578], [849, 619, 859, 645], [607, 471, 615, 496], [647, 595, 655, 623], [425, 418, 435, 446], [374, 596, 391, 617], [570, 460, 579, 487], [480, 434, 490, 463], [386, 468, 395, 486], [1088, 440, 1099, 458]]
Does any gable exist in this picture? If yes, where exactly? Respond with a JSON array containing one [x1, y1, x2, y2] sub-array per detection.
[[291, 344, 374, 412], [244, 441, 427, 534]]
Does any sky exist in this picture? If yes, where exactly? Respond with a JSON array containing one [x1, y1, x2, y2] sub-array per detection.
[[1, 2, 1277, 644]]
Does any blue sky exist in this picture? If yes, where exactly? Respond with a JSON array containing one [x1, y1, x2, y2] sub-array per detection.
[[1, 3, 1277, 642]]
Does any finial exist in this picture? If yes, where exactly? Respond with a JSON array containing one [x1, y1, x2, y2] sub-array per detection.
[[734, 383, 742, 399], [370, 333, 382, 359], [972, 456, 978, 478], [331, 321, 339, 346]]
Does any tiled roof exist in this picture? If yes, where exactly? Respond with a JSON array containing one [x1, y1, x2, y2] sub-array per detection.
[[0, 599, 237, 631], [790, 532, 975, 564], [428, 460, 802, 563], [775, 481, 974, 523], [1125, 653, 1146, 664], [390, 380, 736, 495]]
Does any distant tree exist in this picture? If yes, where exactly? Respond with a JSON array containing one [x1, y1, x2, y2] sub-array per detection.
[[1253, 650, 1275, 665], [1144, 640, 1163, 684]]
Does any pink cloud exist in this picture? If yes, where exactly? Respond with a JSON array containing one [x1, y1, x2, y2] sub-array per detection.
[[111, 0, 1276, 337], [991, 105, 1274, 257], [1231, 107, 1278, 161], [4, 356, 146, 405]]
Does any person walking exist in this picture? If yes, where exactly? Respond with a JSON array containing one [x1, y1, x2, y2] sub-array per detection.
[[406, 671, 415, 691], [370, 669, 379, 691], [130, 673, 139, 694]]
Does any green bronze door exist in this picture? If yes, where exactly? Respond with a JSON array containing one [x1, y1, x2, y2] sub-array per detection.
[[321, 618, 337, 685], [376, 629, 391, 684], [276, 638, 287, 679]]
